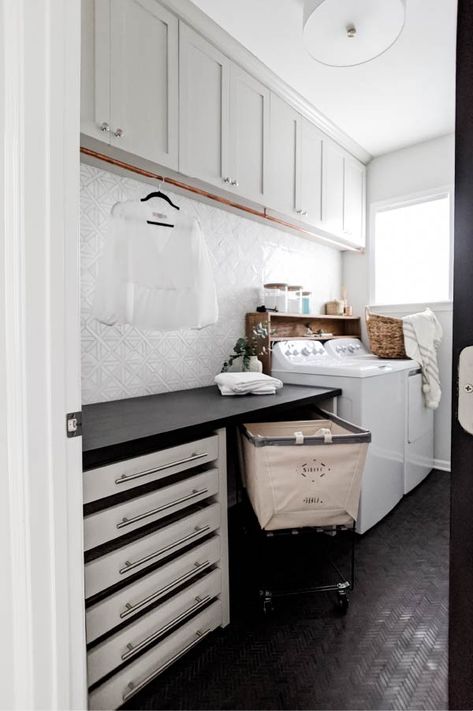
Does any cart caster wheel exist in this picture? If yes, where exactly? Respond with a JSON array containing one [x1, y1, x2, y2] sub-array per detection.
[[336, 591, 349, 614], [260, 591, 274, 616]]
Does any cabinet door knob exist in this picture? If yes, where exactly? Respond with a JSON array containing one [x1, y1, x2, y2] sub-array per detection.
[[113, 128, 124, 138], [99, 122, 110, 133], [302, 210, 308, 217], [231, 179, 239, 187], [223, 177, 232, 184]]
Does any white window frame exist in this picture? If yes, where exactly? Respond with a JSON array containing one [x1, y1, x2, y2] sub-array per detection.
[[368, 186, 454, 311]]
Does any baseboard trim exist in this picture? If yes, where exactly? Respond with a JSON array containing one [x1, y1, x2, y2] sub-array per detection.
[[434, 459, 451, 472]]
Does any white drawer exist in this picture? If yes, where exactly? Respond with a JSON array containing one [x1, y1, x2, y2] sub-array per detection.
[[89, 601, 222, 710], [85, 503, 220, 599], [84, 435, 219, 504], [88, 569, 222, 687], [84, 469, 219, 551], [86, 536, 222, 643]]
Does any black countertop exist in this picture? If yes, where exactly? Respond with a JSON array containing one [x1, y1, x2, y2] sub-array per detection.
[[82, 384, 341, 469]]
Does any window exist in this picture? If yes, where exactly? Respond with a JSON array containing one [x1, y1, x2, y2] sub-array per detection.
[[372, 192, 452, 305]]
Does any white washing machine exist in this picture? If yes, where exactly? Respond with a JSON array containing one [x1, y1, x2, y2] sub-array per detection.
[[272, 338, 433, 533]]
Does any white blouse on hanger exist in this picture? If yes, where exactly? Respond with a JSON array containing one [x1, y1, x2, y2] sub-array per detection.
[[93, 200, 218, 331]]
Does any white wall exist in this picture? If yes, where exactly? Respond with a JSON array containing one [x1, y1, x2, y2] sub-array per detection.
[[81, 165, 342, 404], [343, 133, 455, 469]]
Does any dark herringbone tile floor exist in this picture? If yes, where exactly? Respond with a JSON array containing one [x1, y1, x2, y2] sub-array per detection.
[[123, 470, 449, 711]]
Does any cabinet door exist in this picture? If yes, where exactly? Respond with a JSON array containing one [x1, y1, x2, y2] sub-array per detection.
[[296, 118, 323, 226], [267, 93, 298, 216], [321, 140, 345, 236], [343, 158, 366, 247], [229, 66, 269, 204], [179, 23, 231, 188], [109, 0, 178, 168], [81, 0, 111, 142]]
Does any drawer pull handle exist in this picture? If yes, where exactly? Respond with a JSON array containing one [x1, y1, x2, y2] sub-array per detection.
[[114, 453, 208, 485], [122, 627, 212, 702], [119, 559, 211, 619], [118, 525, 211, 575], [116, 488, 209, 530], [121, 595, 213, 662]]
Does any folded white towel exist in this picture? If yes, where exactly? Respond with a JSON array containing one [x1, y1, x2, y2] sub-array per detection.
[[402, 308, 443, 409], [218, 385, 278, 396], [215, 372, 283, 396]]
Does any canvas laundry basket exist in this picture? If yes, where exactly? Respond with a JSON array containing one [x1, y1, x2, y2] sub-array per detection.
[[240, 411, 371, 531]]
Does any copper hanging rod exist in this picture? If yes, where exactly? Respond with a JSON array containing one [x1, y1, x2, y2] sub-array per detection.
[[79, 146, 351, 249]]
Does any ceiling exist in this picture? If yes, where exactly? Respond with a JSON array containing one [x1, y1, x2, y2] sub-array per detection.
[[188, 0, 457, 157]]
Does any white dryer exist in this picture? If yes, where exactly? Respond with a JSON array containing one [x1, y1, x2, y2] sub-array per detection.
[[405, 370, 434, 493], [324, 338, 434, 495], [272, 338, 433, 533]]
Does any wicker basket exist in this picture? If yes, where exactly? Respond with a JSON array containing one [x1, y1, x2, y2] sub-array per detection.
[[365, 307, 407, 359]]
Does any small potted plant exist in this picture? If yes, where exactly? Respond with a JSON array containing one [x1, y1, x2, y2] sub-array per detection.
[[222, 323, 271, 372]]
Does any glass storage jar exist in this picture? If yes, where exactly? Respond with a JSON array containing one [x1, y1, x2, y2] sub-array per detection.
[[263, 283, 288, 312], [302, 291, 312, 315], [287, 285, 303, 314]]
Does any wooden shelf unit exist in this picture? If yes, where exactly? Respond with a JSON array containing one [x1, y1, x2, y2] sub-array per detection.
[[246, 311, 362, 374]]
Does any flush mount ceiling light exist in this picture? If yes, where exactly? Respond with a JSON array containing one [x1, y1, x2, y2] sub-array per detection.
[[303, 0, 406, 67]]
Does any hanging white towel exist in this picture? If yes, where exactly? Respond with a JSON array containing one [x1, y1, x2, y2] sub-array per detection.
[[214, 372, 283, 396], [402, 308, 443, 409], [93, 200, 218, 331]]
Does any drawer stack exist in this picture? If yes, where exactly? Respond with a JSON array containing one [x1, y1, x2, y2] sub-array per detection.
[[83, 430, 229, 710]]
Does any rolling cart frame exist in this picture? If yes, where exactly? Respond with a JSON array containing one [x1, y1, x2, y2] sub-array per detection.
[[257, 522, 356, 615]]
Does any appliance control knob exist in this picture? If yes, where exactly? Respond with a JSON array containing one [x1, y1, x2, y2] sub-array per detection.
[[285, 349, 291, 356], [336, 345, 342, 353], [341, 346, 347, 352], [356, 344, 361, 350], [348, 345, 355, 353], [292, 349, 299, 356], [301, 347, 310, 356]]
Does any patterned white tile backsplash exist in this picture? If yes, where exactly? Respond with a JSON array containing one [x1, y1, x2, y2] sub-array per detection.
[[81, 164, 341, 404]]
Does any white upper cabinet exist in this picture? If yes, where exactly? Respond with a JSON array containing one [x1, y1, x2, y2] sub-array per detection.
[[296, 118, 323, 227], [267, 96, 324, 229], [179, 24, 231, 189], [110, 0, 178, 166], [81, 0, 178, 169], [267, 94, 298, 216], [321, 139, 345, 237], [343, 157, 366, 247], [321, 141, 366, 247], [228, 65, 270, 204], [81, 2, 366, 249], [179, 30, 270, 203], [81, 0, 105, 139]]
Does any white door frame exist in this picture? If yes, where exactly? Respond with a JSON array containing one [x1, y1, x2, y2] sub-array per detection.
[[0, 1, 86, 708]]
